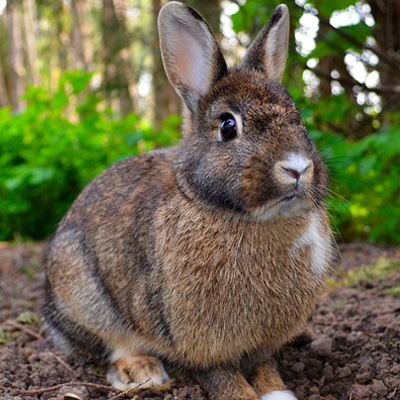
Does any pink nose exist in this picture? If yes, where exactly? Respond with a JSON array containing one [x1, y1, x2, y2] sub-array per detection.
[[283, 167, 301, 180]]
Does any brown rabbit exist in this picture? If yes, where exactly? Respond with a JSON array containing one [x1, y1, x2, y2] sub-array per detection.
[[44, 2, 333, 399]]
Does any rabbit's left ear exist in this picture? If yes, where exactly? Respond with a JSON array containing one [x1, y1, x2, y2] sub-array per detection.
[[158, 2, 227, 114], [241, 4, 290, 83]]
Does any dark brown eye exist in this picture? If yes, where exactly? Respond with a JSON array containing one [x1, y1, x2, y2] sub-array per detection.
[[220, 116, 237, 141]]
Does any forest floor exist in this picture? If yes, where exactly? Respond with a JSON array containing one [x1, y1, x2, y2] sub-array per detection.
[[0, 241, 399, 400]]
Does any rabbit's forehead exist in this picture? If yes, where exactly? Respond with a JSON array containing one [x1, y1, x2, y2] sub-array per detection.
[[204, 71, 297, 117]]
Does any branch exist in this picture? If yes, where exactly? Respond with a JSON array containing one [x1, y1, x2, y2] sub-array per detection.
[[313, 67, 400, 95], [4, 320, 44, 341], [318, 15, 400, 72]]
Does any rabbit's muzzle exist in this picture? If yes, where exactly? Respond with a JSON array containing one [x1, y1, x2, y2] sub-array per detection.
[[243, 151, 319, 222], [274, 153, 313, 187]]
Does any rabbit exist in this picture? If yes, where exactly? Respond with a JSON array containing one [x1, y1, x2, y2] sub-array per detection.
[[43, 2, 333, 400]]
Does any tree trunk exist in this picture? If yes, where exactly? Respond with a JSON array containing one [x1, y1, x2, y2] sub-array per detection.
[[369, 0, 400, 115], [102, 0, 136, 116], [22, 0, 40, 86], [151, 0, 179, 129], [71, 0, 92, 71], [6, 0, 26, 110], [0, 60, 10, 107]]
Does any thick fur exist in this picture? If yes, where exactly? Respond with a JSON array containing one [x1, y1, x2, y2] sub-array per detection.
[[44, 3, 333, 399]]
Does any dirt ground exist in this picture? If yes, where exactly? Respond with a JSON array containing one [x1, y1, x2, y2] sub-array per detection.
[[0, 241, 399, 400]]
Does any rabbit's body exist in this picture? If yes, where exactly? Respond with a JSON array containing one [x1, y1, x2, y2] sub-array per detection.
[[45, 151, 330, 365], [44, 4, 332, 399]]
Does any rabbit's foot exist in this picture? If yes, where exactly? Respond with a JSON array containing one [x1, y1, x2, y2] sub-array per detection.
[[194, 366, 259, 400], [247, 362, 297, 400], [107, 355, 172, 392], [261, 391, 297, 400]]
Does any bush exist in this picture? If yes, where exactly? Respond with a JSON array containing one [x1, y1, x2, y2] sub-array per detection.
[[0, 71, 180, 240], [311, 127, 400, 244]]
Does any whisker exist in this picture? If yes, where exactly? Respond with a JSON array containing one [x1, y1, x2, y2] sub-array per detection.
[[326, 188, 352, 205]]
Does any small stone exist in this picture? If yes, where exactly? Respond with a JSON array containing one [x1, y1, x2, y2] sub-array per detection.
[[350, 383, 371, 397], [292, 362, 305, 373], [370, 379, 388, 396], [310, 337, 333, 357], [323, 364, 334, 382], [0, 377, 11, 386], [337, 365, 352, 378], [390, 364, 400, 374], [57, 386, 89, 400], [356, 371, 372, 384]]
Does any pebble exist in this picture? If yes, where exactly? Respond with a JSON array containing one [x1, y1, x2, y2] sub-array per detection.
[[322, 364, 334, 381], [292, 362, 305, 373], [350, 383, 371, 397], [310, 337, 333, 357], [371, 379, 388, 396], [389, 364, 400, 374], [337, 365, 352, 378]]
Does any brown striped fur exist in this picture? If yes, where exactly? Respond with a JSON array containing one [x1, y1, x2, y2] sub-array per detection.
[[44, 3, 333, 399]]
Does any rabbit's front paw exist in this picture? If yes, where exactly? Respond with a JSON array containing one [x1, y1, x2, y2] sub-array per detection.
[[261, 391, 297, 400], [107, 355, 172, 392]]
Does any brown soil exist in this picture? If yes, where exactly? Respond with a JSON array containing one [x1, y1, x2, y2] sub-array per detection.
[[0, 241, 399, 400]]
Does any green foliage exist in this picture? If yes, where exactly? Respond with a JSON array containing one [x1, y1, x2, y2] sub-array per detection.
[[310, 126, 400, 244], [309, 0, 356, 16], [328, 257, 400, 289], [231, 0, 283, 34], [17, 311, 40, 325], [0, 326, 12, 345], [0, 71, 180, 241]]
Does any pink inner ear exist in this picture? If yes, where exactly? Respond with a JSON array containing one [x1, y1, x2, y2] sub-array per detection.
[[173, 29, 214, 96]]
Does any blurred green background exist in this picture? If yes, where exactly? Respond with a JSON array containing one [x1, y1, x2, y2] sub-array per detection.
[[0, 0, 399, 244]]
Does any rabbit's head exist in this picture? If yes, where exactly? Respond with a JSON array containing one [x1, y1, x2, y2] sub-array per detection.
[[158, 2, 328, 221]]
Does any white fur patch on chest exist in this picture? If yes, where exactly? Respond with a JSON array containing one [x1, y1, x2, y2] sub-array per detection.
[[291, 212, 330, 277]]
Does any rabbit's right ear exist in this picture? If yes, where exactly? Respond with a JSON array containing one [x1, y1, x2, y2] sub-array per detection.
[[158, 2, 227, 114], [241, 4, 290, 83]]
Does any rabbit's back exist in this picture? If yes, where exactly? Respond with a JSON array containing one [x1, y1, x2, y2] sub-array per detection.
[[44, 150, 179, 358]]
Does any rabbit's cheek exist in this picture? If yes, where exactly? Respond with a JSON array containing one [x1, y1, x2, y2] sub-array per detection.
[[241, 155, 280, 208]]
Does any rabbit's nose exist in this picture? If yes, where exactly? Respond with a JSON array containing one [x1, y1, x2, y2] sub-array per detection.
[[274, 153, 314, 185], [282, 167, 302, 181]]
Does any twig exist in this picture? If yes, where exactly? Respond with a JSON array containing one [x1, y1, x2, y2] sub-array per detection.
[[41, 351, 75, 373], [4, 320, 44, 341], [109, 378, 151, 400], [0, 382, 119, 395]]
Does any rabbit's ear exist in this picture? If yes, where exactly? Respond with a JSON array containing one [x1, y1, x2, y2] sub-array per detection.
[[158, 2, 227, 114], [241, 4, 289, 83]]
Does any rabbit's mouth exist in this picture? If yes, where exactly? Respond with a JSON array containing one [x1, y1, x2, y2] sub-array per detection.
[[247, 192, 313, 222], [281, 194, 297, 202]]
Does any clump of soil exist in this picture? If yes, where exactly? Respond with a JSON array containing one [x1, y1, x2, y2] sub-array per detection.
[[0, 241, 399, 399]]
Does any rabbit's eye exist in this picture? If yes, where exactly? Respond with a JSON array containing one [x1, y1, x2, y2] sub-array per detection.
[[220, 116, 237, 141]]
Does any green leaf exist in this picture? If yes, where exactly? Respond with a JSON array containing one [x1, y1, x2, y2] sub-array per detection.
[[383, 286, 400, 296], [17, 312, 40, 325], [315, 0, 357, 16], [28, 167, 55, 185]]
